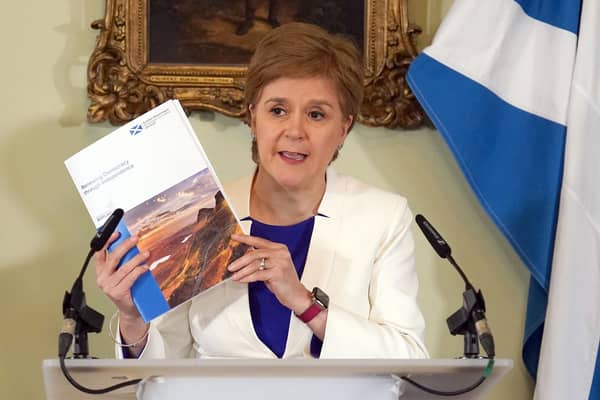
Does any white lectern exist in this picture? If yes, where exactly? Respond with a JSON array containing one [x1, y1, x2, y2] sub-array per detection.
[[42, 358, 512, 400]]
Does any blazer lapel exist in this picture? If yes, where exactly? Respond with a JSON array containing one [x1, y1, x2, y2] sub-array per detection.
[[298, 168, 343, 289], [224, 173, 253, 234]]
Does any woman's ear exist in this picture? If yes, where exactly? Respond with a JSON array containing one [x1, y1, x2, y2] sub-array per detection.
[[248, 104, 256, 131], [341, 115, 353, 139]]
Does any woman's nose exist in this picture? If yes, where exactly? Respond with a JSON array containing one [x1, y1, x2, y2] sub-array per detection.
[[284, 113, 307, 140]]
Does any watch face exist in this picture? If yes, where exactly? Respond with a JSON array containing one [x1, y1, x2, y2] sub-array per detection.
[[312, 287, 329, 309]]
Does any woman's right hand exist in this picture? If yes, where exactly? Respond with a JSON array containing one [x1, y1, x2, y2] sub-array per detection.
[[94, 232, 149, 320]]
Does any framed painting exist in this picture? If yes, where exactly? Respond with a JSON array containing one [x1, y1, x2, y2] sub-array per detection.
[[87, 0, 427, 128]]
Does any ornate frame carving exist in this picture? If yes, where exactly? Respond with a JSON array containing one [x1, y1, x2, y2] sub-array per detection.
[[87, 0, 426, 128]]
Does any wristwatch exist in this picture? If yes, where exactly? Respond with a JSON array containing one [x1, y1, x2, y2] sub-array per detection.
[[296, 287, 329, 323]]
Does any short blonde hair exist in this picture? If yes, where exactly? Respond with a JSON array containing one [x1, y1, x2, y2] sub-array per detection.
[[245, 22, 364, 163]]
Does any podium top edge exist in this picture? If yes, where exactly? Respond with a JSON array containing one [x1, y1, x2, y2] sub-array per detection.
[[43, 358, 513, 374]]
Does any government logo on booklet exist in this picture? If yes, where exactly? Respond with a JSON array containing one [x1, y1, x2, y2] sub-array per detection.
[[129, 124, 143, 136]]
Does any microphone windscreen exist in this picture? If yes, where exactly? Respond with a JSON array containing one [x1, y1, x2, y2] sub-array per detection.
[[415, 214, 452, 258], [90, 208, 124, 251]]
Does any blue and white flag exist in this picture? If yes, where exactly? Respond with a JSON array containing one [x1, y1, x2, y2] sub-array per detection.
[[406, 0, 599, 398], [535, 1, 600, 398]]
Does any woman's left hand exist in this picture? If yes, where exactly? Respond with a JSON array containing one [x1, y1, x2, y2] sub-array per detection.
[[228, 233, 312, 313]]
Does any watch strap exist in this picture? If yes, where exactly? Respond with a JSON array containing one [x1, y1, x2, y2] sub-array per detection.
[[296, 302, 324, 323]]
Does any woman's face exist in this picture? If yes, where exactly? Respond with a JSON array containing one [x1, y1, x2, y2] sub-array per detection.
[[250, 76, 352, 191]]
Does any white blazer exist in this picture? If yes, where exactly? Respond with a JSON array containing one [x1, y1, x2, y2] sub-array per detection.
[[118, 168, 428, 359]]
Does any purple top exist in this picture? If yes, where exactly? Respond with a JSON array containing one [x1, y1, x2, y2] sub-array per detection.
[[243, 215, 323, 358]]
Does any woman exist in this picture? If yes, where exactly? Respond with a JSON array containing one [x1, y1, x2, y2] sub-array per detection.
[[95, 22, 428, 359]]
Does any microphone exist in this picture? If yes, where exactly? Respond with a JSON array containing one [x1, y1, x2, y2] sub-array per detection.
[[415, 214, 495, 359], [90, 208, 124, 252], [415, 214, 451, 258], [415, 214, 473, 289]]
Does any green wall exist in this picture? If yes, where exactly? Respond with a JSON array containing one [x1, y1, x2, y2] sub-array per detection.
[[0, 1, 533, 398]]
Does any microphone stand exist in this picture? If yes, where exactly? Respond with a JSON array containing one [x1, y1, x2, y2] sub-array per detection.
[[60, 208, 123, 360], [61, 250, 104, 359], [58, 208, 141, 394], [401, 214, 496, 397], [446, 284, 486, 358], [444, 253, 490, 359]]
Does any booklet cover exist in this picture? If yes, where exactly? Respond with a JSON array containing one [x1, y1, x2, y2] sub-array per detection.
[[65, 100, 249, 322]]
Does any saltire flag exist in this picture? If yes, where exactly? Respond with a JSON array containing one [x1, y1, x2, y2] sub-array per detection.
[[406, 0, 599, 398]]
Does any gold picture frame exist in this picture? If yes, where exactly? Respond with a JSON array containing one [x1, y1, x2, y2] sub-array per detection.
[[87, 0, 426, 128]]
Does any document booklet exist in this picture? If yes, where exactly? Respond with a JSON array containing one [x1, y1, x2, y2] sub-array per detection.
[[65, 100, 249, 322]]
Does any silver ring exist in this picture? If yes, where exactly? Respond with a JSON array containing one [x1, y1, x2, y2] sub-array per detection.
[[258, 257, 266, 271]]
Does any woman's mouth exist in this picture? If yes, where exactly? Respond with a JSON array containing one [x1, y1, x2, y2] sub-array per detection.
[[279, 151, 307, 161]]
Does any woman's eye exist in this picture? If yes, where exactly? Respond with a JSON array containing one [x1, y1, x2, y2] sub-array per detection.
[[270, 107, 286, 116], [308, 110, 325, 120]]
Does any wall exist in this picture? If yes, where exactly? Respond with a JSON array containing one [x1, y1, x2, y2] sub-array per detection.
[[0, 1, 533, 399], [409, 0, 455, 49]]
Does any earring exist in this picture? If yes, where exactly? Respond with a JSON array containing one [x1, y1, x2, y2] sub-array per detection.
[[251, 133, 256, 142], [337, 143, 343, 151]]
